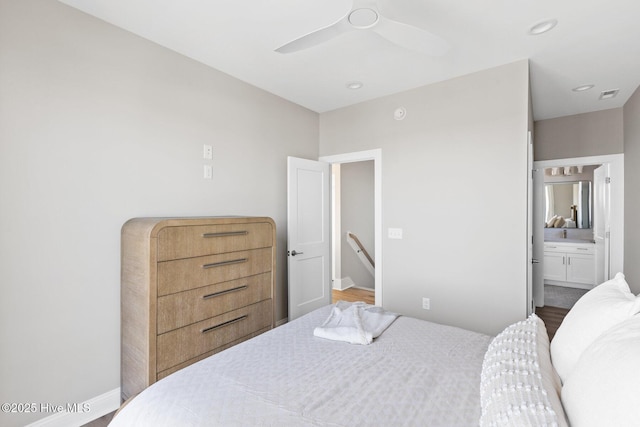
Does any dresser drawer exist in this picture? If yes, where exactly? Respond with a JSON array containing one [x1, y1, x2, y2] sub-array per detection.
[[157, 272, 272, 334], [157, 247, 272, 296], [156, 299, 272, 372], [156, 222, 273, 261], [156, 327, 269, 381]]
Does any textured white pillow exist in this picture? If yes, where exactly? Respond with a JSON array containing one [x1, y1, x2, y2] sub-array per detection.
[[562, 316, 640, 427], [550, 272, 640, 383], [480, 314, 566, 427]]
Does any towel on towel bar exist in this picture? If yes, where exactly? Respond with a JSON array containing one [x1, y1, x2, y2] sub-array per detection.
[[313, 301, 399, 345]]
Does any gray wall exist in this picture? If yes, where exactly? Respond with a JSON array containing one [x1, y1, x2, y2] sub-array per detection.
[[340, 161, 375, 289], [624, 86, 640, 292], [534, 108, 624, 161], [320, 60, 531, 336], [0, 1, 318, 425]]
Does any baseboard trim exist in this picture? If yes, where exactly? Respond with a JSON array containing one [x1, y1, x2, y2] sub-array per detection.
[[332, 277, 355, 291], [276, 318, 288, 327], [544, 280, 592, 290], [351, 285, 374, 292], [26, 387, 121, 427]]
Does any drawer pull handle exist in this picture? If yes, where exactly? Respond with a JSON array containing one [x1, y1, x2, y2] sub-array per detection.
[[202, 285, 248, 300], [577, 248, 588, 251], [202, 231, 248, 238], [201, 315, 248, 334], [202, 258, 248, 269]]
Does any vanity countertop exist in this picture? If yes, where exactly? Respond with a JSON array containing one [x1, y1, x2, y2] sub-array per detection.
[[544, 239, 595, 244]]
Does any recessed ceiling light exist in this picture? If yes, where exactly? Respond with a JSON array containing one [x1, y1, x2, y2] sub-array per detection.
[[346, 81, 363, 90], [528, 19, 558, 35], [572, 84, 595, 92]]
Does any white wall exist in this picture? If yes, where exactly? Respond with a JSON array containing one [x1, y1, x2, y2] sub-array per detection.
[[624, 86, 640, 293], [320, 60, 531, 335], [0, 0, 318, 425]]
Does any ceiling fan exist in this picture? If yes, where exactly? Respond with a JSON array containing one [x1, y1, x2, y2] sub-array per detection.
[[275, 0, 449, 55]]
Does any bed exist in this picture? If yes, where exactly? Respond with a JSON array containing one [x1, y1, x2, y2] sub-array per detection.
[[110, 273, 640, 427]]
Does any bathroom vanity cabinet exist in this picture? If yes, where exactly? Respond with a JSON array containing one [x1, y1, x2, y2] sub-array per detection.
[[543, 242, 595, 288]]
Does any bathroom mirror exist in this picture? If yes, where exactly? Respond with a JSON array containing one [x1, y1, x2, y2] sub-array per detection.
[[545, 181, 591, 229]]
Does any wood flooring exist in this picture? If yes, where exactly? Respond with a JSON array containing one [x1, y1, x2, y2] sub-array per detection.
[[82, 411, 115, 427], [535, 305, 569, 340], [332, 287, 375, 305]]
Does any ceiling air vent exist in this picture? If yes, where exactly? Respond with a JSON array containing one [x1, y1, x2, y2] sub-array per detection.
[[599, 89, 619, 100]]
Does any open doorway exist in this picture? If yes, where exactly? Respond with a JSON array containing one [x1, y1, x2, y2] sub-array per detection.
[[331, 161, 375, 303], [533, 154, 624, 310], [319, 149, 382, 306]]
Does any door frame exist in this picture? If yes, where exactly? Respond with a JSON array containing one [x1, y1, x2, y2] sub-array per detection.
[[319, 149, 383, 306], [533, 153, 624, 284]]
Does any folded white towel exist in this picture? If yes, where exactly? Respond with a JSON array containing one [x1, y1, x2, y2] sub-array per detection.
[[313, 301, 399, 345]]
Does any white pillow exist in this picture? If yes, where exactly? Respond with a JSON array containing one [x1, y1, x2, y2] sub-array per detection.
[[480, 314, 567, 427], [561, 316, 640, 427], [550, 272, 640, 383]]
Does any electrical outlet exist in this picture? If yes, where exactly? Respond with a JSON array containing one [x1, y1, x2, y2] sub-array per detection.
[[203, 144, 213, 160], [388, 228, 403, 239], [422, 297, 430, 310]]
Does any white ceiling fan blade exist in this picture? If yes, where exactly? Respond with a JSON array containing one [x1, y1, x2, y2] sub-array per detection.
[[275, 18, 353, 53], [373, 16, 449, 56]]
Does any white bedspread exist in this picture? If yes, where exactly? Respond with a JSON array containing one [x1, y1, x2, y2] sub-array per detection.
[[111, 305, 491, 427]]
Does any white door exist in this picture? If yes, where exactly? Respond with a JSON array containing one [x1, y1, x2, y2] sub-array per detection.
[[532, 167, 545, 308], [287, 156, 331, 320], [593, 164, 610, 284]]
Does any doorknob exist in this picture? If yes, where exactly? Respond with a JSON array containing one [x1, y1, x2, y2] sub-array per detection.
[[532, 259, 540, 264], [290, 250, 304, 256]]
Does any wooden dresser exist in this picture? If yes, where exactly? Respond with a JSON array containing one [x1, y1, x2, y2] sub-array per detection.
[[121, 217, 276, 400]]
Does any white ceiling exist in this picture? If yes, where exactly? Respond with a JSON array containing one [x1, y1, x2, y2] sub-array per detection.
[[58, 0, 640, 120]]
